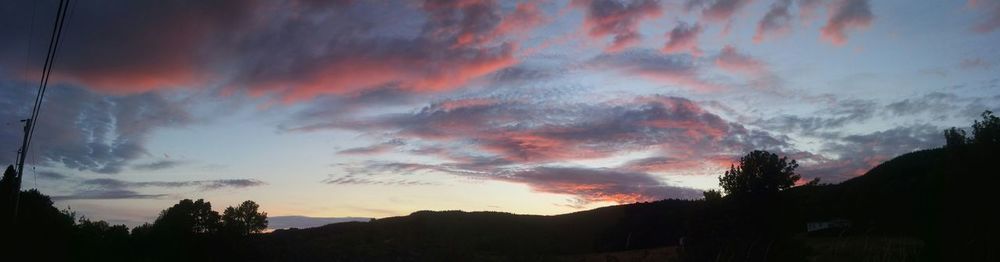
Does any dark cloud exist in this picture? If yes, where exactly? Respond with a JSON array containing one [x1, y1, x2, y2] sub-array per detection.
[[0, 0, 536, 101], [131, 160, 186, 171], [489, 65, 559, 83], [687, 0, 754, 22], [81, 178, 265, 190], [226, 0, 519, 101], [757, 99, 877, 134], [885, 92, 962, 119], [199, 179, 267, 190], [337, 139, 405, 155], [54, 177, 262, 200], [799, 125, 942, 181], [341, 161, 487, 178], [619, 155, 733, 173], [296, 96, 787, 171], [748, 92, 998, 181], [821, 0, 874, 45], [0, 84, 192, 174], [323, 174, 435, 186], [51, 189, 167, 201], [754, 0, 793, 43], [36, 171, 67, 180], [305, 95, 793, 205], [322, 96, 787, 163], [282, 86, 430, 131], [0, 0, 258, 93], [662, 22, 703, 56], [970, 0, 1000, 33], [884, 92, 1000, 121], [590, 50, 721, 91], [337, 161, 703, 204], [572, 0, 663, 52]]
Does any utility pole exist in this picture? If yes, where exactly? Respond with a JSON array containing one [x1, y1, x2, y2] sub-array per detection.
[[11, 118, 31, 224], [9, 0, 70, 224]]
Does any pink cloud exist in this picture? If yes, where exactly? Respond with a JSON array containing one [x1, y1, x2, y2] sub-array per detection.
[[714, 45, 767, 77], [332, 96, 775, 164], [753, 0, 793, 43], [820, 0, 874, 45], [36, 0, 261, 94], [496, 2, 548, 37], [278, 46, 518, 102], [4, 1, 526, 102], [798, 0, 823, 23], [969, 0, 1000, 33], [662, 22, 703, 56], [572, 0, 664, 52]]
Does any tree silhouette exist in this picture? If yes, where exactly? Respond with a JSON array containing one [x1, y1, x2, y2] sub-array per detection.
[[971, 110, 1000, 145], [1, 165, 15, 224], [222, 200, 268, 236], [719, 150, 800, 196], [702, 190, 722, 201], [153, 199, 221, 235], [944, 127, 967, 147]]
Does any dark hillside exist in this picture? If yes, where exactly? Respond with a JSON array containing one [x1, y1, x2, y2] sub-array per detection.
[[255, 200, 698, 261], [251, 144, 998, 261]]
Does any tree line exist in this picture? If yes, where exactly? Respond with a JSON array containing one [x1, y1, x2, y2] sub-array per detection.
[[1, 110, 996, 261], [677, 110, 999, 261], [0, 170, 268, 261]]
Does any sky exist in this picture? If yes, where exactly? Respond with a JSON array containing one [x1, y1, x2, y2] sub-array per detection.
[[0, 0, 998, 227]]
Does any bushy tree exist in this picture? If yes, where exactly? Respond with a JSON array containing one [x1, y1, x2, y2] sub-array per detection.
[[1, 165, 15, 224], [153, 199, 221, 235], [72, 218, 131, 261], [222, 200, 268, 236], [944, 127, 967, 148], [719, 150, 800, 196], [703, 190, 723, 201], [971, 110, 1000, 145]]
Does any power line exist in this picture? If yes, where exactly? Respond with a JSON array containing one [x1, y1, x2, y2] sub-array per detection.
[[12, 0, 71, 224]]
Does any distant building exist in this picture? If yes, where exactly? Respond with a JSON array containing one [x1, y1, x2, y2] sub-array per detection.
[[806, 218, 852, 233]]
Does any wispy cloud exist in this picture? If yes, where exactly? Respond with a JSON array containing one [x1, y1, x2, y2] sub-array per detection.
[[0, 84, 192, 174], [131, 160, 186, 171]]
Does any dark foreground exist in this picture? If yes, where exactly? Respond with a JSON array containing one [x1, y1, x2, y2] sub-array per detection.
[[1, 143, 995, 261], [7, 109, 1000, 261]]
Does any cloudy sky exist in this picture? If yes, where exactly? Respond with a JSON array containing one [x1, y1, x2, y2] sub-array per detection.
[[0, 0, 997, 227]]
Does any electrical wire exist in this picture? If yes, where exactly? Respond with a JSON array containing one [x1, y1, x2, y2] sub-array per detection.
[[24, 0, 71, 158], [12, 0, 71, 224]]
